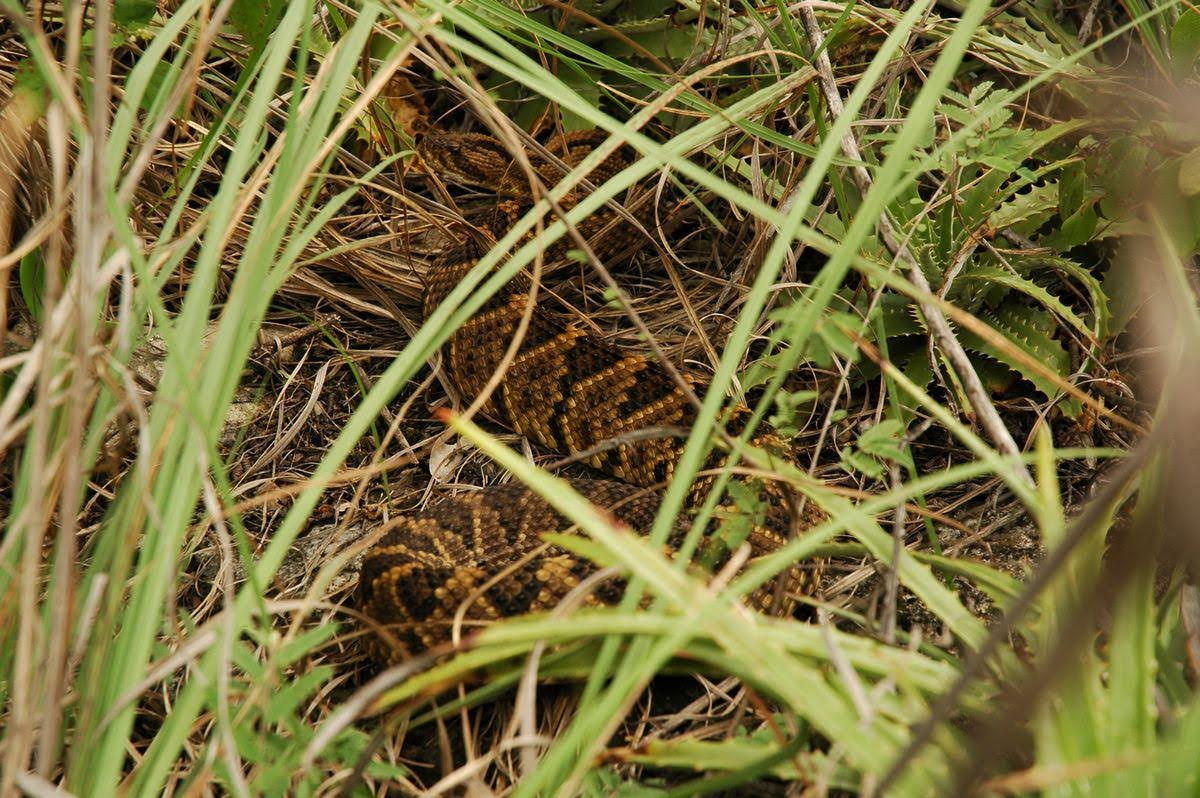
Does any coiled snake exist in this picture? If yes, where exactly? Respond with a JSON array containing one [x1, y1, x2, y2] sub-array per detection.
[[356, 115, 825, 662]]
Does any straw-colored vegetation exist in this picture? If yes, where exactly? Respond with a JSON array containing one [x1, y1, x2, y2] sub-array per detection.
[[1, 0, 1199, 795]]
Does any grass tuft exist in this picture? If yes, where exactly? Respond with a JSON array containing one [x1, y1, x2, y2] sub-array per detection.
[[1, 0, 1198, 795]]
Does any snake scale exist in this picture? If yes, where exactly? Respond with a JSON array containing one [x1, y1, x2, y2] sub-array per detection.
[[356, 112, 825, 662]]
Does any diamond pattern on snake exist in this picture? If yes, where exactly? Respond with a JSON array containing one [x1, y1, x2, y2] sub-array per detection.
[[357, 95, 826, 662]]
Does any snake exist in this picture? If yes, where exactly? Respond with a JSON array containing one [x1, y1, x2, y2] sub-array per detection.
[[356, 112, 825, 662]]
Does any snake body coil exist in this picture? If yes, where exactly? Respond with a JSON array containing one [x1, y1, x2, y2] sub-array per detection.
[[357, 126, 823, 661]]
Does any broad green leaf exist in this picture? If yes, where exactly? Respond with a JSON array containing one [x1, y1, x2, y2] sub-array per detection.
[[115, 0, 158, 28], [1177, 145, 1200, 198], [230, 0, 287, 54], [1170, 8, 1200, 72], [858, 419, 907, 459]]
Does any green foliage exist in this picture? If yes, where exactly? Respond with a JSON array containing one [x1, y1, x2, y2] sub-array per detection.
[[229, 0, 288, 55], [582, 766, 668, 797], [114, 0, 158, 30], [711, 478, 768, 553], [11, 57, 50, 111], [775, 80, 1124, 419], [3, 1, 1198, 796], [202, 626, 407, 796], [769, 388, 820, 438], [839, 419, 905, 479], [17, 251, 45, 324], [1170, 8, 1200, 74]]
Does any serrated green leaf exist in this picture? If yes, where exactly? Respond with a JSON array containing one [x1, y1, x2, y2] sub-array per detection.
[[988, 181, 1057, 233], [876, 295, 925, 339], [974, 9, 1078, 70], [957, 263, 1092, 339], [1101, 253, 1145, 338], [960, 303, 1076, 410], [1025, 256, 1111, 341], [955, 168, 1011, 231]]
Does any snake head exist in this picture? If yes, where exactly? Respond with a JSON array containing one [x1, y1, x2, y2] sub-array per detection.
[[417, 132, 523, 194]]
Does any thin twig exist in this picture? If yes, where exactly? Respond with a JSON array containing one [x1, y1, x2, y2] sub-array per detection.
[[799, 6, 1032, 485], [882, 464, 906, 645]]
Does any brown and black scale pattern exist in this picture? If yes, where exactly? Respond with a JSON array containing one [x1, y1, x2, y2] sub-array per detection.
[[361, 480, 661, 654], [358, 128, 825, 662]]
